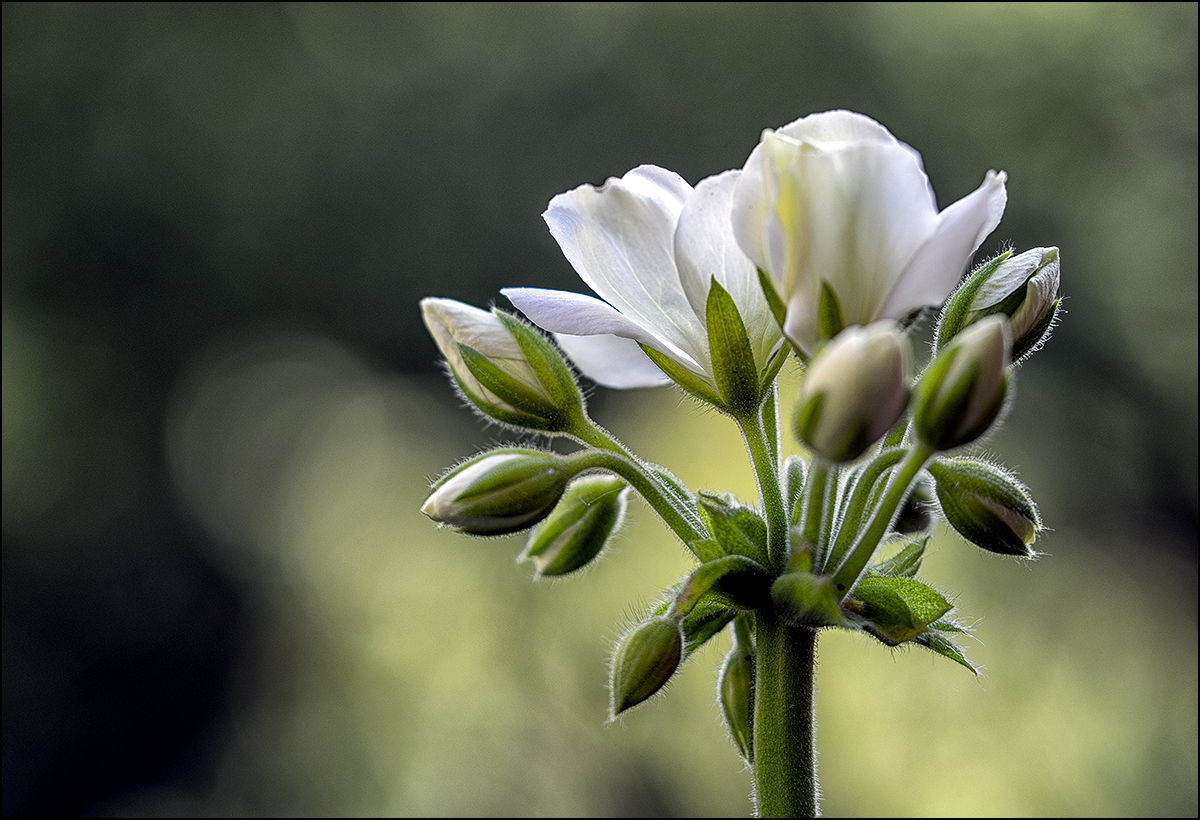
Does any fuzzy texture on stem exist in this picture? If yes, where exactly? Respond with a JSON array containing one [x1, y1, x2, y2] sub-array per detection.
[[753, 613, 820, 817]]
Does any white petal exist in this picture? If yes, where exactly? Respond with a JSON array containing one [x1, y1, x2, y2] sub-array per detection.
[[730, 138, 778, 281], [554, 333, 671, 389], [675, 170, 780, 369], [773, 109, 900, 149], [501, 287, 703, 373], [972, 246, 1053, 310], [541, 165, 705, 362], [880, 170, 1007, 319], [795, 141, 939, 326]]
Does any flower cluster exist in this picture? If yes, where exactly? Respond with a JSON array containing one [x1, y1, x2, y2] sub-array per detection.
[[420, 110, 1061, 815]]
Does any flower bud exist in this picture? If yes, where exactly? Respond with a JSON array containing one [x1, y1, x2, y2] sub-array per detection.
[[421, 297, 582, 431], [718, 638, 754, 762], [927, 458, 1042, 557], [610, 616, 684, 717], [794, 322, 910, 462], [913, 315, 1010, 452], [422, 450, 571, 536], [520, 475, 628, 576], [938, 247, 1061, 364]]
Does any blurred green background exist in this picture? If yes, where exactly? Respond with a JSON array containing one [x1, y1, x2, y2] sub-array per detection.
[[3, 3, 1196, 816]]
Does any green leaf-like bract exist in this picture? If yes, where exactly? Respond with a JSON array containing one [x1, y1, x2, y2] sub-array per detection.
[[698, 492, 770, 565], [853, 576, 953, 646], [707, 278, 762, 414]]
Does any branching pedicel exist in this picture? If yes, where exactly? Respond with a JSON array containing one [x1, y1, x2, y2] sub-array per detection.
[[420, 110, 1062, 818]]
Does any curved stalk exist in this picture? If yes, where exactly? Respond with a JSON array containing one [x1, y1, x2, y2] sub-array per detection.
[[734, 393, 788, 574], [563, 449, 709, 548], [830, 443, 932, 599]]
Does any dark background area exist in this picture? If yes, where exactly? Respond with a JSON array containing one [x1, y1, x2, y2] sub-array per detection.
[[4, 4, 1196, 816]]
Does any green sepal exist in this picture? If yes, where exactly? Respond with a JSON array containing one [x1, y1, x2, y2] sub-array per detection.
[[447, 353, 560, 430], [914, 631, 979, 674], [866, 535, 929, 579], [757, 268, 787, 328], [935, 250, 1012, 352], [458, 343, 562, 423], [758, 336, 792, 395], [817, 280, 846, 342], [706, 278, 761, 414], [493, 310, 583, 413], [675, 554, 771, 617], [638, 342, 726, 409], [680, 599, 739, 655], [771, 572, 848, 628], [697, 491, 770, 565], [852, 576, 953, 646]]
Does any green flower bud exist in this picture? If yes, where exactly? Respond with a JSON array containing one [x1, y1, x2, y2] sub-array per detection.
[[520, 475, 628, 576], [913, 315, 1011, 452], [718, 633, 754, 763], [422, 450, 571, 536], [938, 247, 1062, 364], [421, 297, 583, 431], [794, 322, 910, 463], [610, 616, 684, 717], [928, 458, 1042, 557]]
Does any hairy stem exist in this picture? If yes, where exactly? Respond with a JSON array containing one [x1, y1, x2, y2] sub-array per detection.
[[753, 612, 819, 817]]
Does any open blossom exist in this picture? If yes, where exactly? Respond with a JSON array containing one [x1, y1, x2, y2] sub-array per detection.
[[502, 165, 781, 390], [732, 110, 1008, 354]]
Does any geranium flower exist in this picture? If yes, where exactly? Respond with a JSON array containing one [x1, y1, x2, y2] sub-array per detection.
[[502, 165, 780, 391], [731, 110, 1008, 354]]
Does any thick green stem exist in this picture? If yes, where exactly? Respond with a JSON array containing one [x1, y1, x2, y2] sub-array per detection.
[[830, 444, 932, 599], [753, 612, 819, 818], [736, 399, 788, 574]]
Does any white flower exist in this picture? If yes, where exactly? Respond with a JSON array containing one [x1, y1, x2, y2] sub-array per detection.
[[732, 110, 1008, 354], [502, 165, 780, 390]]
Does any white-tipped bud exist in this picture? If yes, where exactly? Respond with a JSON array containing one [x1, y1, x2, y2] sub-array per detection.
[[938, 247, 1061, 364], [421, 297, 582, 430], [422, 450, 571, 536], [794, 322, 910, 462], [928, 458, 1042, 557]]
